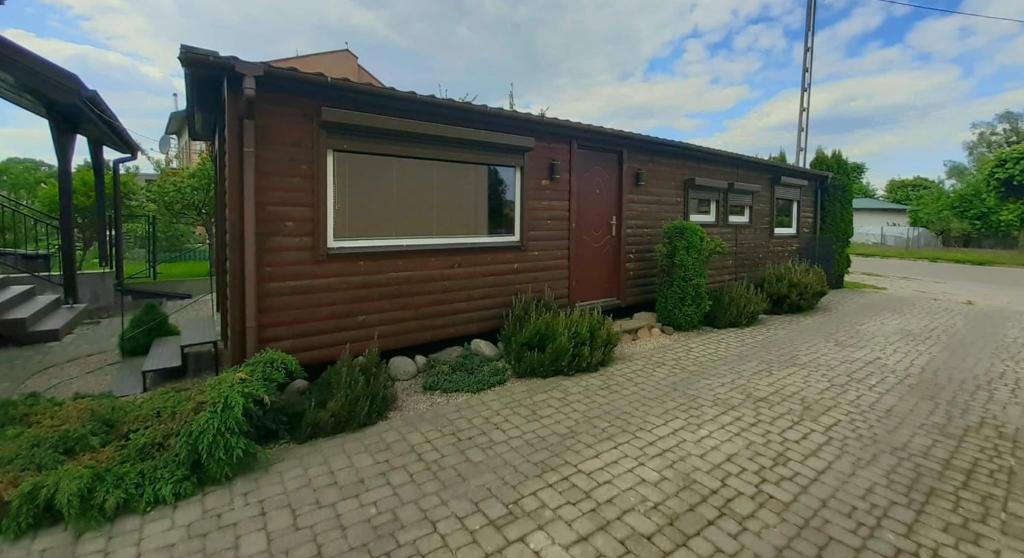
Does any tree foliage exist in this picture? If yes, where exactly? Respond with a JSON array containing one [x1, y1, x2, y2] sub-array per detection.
[[851, 180, 878, 199], [142, 154, 215, 246], [36, 161, 139, 269], [909, 111, 1024, 245], [964, 110, 1024, 168], [0, 158, 55, 204], [766, 148, 789, 164], [883, 176, 942, 206], [809, 148, 859, 287]]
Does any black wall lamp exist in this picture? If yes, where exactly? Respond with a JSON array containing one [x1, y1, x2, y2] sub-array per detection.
[[636, 168, 646, 186], [549, 159, 561, 182]]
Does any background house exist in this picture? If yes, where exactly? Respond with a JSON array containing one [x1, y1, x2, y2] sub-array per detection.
[[853, 198, 910, 228]]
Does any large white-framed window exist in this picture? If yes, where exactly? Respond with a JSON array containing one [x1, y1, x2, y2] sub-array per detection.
[[773, 197, 799, 235], [326, 150, 522, 249]]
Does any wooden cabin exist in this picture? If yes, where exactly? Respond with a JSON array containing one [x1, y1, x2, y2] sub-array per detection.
[[179, 45, 831, 366]]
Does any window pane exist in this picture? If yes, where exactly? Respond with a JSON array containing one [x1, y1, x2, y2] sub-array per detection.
[[333, 152, 517, 241], [728, 204, 747, 217], [774, 198, 794, 229], [693, 199, 712, 215]]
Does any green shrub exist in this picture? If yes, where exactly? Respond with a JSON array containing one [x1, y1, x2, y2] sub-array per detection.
[[762, 261, 829, 314], [500, 293, 618, 379], [296, 350, 395, 441], [655, 220, 728, 330], [811, 149, 857, 287], [705, 282, 769, 329], [0, 349, 303, 538], [118, 302, 180, 356], [423, 352, 509, 393]]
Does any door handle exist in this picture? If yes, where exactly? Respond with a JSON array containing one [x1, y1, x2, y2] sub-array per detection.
[[610, 216, 617, 237]]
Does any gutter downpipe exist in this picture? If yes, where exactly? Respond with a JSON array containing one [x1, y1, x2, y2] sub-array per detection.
[[237, 63, 263, 358], [112, 152, 137, 331]]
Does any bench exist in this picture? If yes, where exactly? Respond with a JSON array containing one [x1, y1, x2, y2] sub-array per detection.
[[179, 318, 219, 374], [141, 335, 182, 392]]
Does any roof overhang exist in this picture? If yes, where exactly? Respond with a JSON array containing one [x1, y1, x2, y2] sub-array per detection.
[[178, 44, 830, 183], [0, 35, 138, 155]]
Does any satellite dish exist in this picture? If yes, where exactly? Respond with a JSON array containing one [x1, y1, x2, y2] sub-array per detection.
[[158, 135, 172, 155]]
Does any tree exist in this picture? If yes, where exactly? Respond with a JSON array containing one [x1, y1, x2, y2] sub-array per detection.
[[883, 176, 942, 206], [810, 148, 861, 288], [36, 160, 140, 269], [964, 109, 1024, 168], [851, 180, 878, 199], [0, 157, 56, 204], [766, 148, 788, 164], [141, 153, 215, 256]]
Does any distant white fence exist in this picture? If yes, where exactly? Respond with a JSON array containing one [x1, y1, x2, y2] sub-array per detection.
[[852, 226, 942, 249]]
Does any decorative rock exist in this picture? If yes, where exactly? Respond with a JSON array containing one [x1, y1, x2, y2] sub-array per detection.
[[414, 355, 429, 373], [650, 327, 663, 337], [387, 356, 419, 381], [620, 332, 636, 343], [470, 339, 501, 360], [633, 311, 658, 326], [661, 325, 675, 335], [636, 327, 651, 340], [281, 379, 309, 402], [429, 346, 463, 362]]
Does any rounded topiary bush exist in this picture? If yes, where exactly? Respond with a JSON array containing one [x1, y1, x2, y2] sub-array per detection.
[[762, 261, 829, 314], [706, 282, 769, 329], [118, 302, 180, 356], [655, 220, 727, 330], [422, 352, 509, 394]]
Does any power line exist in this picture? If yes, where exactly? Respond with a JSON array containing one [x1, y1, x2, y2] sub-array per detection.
[[876, 0, 1024, 24]]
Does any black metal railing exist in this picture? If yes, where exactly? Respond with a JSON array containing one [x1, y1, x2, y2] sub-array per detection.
[[0, 192, 62, 283]]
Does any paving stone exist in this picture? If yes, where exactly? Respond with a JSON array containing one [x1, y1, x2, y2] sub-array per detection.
[[6, 292, 1024, 558]]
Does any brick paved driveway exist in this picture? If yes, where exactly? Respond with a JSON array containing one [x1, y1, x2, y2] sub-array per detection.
[[5, 289, 1024, 558]]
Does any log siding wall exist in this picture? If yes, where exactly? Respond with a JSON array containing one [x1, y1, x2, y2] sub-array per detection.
[[224, 90, 822, 366]]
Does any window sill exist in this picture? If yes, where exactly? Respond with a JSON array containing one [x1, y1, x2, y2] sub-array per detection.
[[327, 239, 524, 254], [772, 231, 798, 237]]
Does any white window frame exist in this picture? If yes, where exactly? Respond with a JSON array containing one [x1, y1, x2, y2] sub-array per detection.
[[689, 198, 718, 224], [727, 204, 751, 224], [773, 198, 799, 235], [326, 149, 523, 249]]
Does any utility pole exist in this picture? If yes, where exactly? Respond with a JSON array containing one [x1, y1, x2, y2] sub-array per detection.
[[795, 0, 817, 167]]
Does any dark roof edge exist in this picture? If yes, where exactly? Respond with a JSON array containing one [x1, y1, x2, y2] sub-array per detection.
[[179, 44, 829, 181]]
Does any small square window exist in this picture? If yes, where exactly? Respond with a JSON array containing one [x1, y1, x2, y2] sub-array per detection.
[[774, 198, 798, 234], [727, 204, 750, 224], [689, 198, 717, 223]]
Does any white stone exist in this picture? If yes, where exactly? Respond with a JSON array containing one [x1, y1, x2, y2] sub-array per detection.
[[429, 346, 464, 362], [636, 327, 651, 340], [650, 327, 663, 337], [469, 339, 501, 360], [282, 379, 309, 400], [387, 356, 419, 381], [661, 325, 675, 335], [414, 355, 429, 373], [633, 312, 658, 326]]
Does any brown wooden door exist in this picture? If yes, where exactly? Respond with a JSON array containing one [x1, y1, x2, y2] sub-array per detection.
[[571, 148, 621, 304]]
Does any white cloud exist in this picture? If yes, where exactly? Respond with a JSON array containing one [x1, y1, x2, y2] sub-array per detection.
[[0, 0, 1018, 189]]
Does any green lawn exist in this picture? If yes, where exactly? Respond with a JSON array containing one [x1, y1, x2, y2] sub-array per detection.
[[77, 259, 211, 281], [850, 244, 1024, 268]]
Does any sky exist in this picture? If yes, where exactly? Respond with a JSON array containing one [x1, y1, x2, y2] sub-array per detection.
[[1, 0, 1022, 187]]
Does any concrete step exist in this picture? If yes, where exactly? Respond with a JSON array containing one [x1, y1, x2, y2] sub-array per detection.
[[20, 304, 88, 343], [142, 335, 183, 392], [0, 284, 35, 314], [0, 293, 62, 333]]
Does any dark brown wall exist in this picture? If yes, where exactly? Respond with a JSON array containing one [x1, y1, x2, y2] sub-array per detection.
[[226, 89, 819, 366], [249, 93, 570, 365], [622, 151, 815, 305]]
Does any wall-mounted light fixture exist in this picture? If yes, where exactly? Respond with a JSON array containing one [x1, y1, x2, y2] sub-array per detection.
[[549, 159, 561, 182], [636, 168, 646, 186]]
